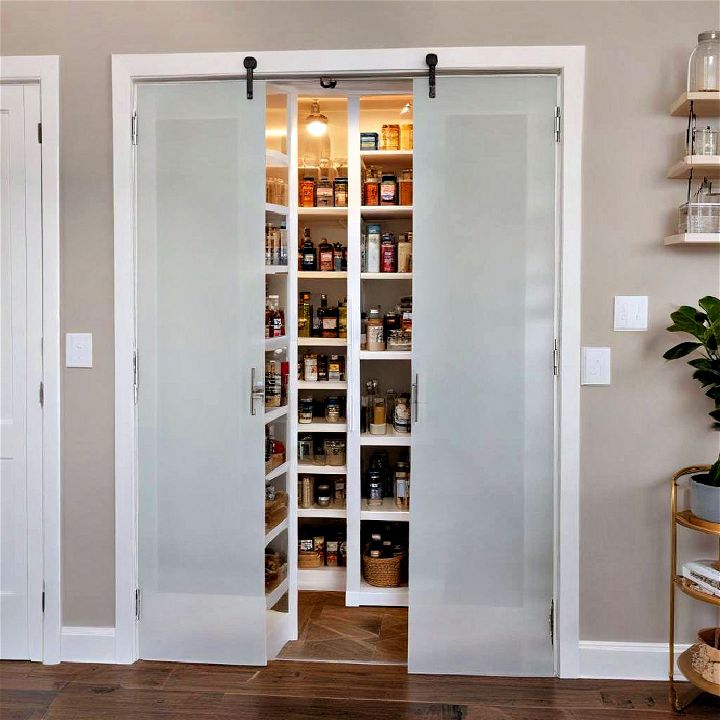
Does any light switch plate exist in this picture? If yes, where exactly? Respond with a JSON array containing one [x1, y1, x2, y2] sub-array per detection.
[[614, 296, 648, 331], [66, 333, 93, 368], [581, 347, 611, 385]]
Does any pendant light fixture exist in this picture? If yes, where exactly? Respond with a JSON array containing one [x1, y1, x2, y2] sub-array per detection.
[[306, 99, 328, 137]]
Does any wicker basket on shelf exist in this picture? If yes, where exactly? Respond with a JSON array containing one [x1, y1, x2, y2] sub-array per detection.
[[362, 551, 405, 588]]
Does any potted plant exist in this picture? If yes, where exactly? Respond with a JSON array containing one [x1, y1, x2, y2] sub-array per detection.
[[664, 296, 720, 523]]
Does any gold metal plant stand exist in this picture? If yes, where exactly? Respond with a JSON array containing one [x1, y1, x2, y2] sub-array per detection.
[[669, 465, 720, 712]]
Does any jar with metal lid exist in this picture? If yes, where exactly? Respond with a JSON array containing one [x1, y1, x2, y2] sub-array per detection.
[[366, 307, 385, 351], [333, 177, 348, 207], [381, 124, 400, 151], [316, 176, 334, 207], [324, 396, 341, 423], [399, 168, 413, 206], [363, 166, 380, 206], [298, 435, 313, 463], [380, 173, 398, 206], [300, 177, 316, 207], [397, 233, 412, 273], [299, 397, 314, 424], [370, 396, 386, 435], [324, 438, 346, 466], [316, 483, 332, 507], [393, 394, 411, 433], [367, 467, 384, 506], [327, 355, 344, 381], [688, 31, 720, 92], [394, 461, 410, 509], [384, 310, 401, 335], [387, 329, 411, 351]]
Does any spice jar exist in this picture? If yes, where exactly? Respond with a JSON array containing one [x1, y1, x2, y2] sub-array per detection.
[[366, 307, 385, 351], [399, 168, 413, 206], [316, 176, 334, 207], [316, 483, 332, 507], [387, 329, 411, 351], [393, 394, 411, 433], [299, 397, 314, 424], [333, 478, 346, 506], [381, 124, 400, 151], [364, 166, 380, 206], [300, 476, 314, 508], [334, 177, 348, 207], [381, 233, 397, 273], [397, 233, 412, 273], [303, 353, 318, 382], [366, 224, 381, 273], [324, 396, 341, 423], [400, 123, 413, 150], [324, 438, 346, 466], [300, 177, 316, 207], [370, 397, 387, 435], [380, 173, 398, 206]]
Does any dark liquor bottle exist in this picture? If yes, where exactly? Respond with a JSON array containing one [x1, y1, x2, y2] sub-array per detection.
[[319, 237, 334, 272], [301, 228, 317, 271], [317, 294, 339, 338]]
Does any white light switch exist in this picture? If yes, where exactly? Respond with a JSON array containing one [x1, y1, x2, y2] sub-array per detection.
[[614, 296, 648, 331], [66, 333, 93, 368], [581, 347, 611, 385]]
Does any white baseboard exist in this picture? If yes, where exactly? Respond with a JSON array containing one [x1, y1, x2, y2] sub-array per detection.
[[61, 626, 116, 663], [579, 641, 691, 681]]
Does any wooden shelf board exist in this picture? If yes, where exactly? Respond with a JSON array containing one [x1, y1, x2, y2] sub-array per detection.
[[664, 233, 720, 246], [299, 418, 347, 433], [360, 149, 413, 163], [265, 265, 289, 275], [360, 498, 409, 521], [298, 337, 347, 347], [360, 428, 411, 446], [265, 577, 289, 609], [361, 205, 413, 219], [265, 518, 288, 546], [297, 380, 348, 390], [265, 335, 288, 352], [361, 272, 412, 280], [298, 271, 348, 279], [297, 464, 347, 475], [298, 566, 346, 592], [359, 350, 412, 360], [264, 405, 288, 424], [266, 149, 289, 168], [298, 207, 348, 220], [266, 202, 289, 216], [667, 155, 720, 179], [677, 646, 720, 697], [671, 91, 720, 117], [297, 505, 347, 519], [265, 461, 289, 483], [674, 576, 720, 607], [675, 510, 720, 536]]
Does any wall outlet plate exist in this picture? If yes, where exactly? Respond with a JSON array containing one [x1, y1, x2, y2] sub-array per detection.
[[66, 333, 93, 368], [581, 347, 611, 385]]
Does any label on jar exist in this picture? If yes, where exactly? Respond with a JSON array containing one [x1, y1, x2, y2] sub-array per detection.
[[322, 318, 338, 332], [380, 181, 396, 204], [367, 323, 384, 347], [299, 539, 314, 552], [396, 479, 407, 498], [369, 481, 383, 500], [316, 187, 333, 207], [304, 357, 317, 381], [328, 359, 341, 381]]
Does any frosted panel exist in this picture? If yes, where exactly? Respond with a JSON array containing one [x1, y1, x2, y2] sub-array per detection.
[[136, 81, 267, 664], [409, 76, 557, 676]]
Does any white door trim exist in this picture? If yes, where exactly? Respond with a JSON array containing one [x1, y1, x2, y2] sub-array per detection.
[[112, 47, 584, 675], [0, 55, 61, 665]]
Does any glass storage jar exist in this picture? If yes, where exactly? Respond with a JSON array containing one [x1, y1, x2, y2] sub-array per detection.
[[298, 435, 313, 463], [399, 168, 413, 206], [688, 31, 720, 92], [324, 396, 341, 423], [678, 180, 720, 233], [299, 397, 314, 424], [689, 126, 719, 156], [324, 439, 346, 466]]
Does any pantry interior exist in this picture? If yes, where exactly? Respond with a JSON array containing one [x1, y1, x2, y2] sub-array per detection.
[[263, 81, 415, 663]]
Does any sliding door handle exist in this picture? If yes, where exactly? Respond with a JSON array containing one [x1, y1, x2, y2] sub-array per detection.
[[411, 373, 418, 423], [250, 367, 264, 416]]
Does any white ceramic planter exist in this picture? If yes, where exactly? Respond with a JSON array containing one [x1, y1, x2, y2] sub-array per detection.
[[690, 478, 720, 524]]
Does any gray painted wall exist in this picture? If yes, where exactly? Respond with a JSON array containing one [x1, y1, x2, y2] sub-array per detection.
[[1, 1, 718, 641]]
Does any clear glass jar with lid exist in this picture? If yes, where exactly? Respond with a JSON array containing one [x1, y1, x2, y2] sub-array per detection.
[[688, 31, 720, 92]]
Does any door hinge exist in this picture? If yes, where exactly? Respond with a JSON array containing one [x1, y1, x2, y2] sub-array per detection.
[[549, 598, 555, 645], [131, 112, 138, 145], [39, 381, 45, 407], [554, 107, 561, 142], [37, 122, 42, 144], [133, 350, 138, 404], [553, 339, 559, 376], [135, 588, 141, 621]]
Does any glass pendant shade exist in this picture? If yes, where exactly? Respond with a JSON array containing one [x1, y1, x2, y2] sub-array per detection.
[[306, 100, 328, 136]]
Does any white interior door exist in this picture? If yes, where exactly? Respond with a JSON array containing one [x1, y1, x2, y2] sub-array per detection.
[[135, 80, 268, 664], [409, 75, 558, 675], [1, 83, 43, 660]]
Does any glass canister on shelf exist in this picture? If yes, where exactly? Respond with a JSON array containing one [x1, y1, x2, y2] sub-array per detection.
[[393, 394, 411, 433], [366, 224, 381, 273], [689, 125, 719, 156], [334, 177, 348, 207], [381, 233, 397, 273], [397, 233, 412, 273], [298, 291, 313, 337], [265, 360, 282, 408], [299, 396, 314, 424], [300, 176, 316, 207], [380, 173, 398, 206], [381, 123, 400, 151], [333, 478, 346, 507], [324, 438, 346, 466], [313, 437, 327, 466], [400, 123, 413, 150], [324, 396, 342, 423], [299, 475, 314, 509], [303, 352, 318, 382], [318, 238, 334, 272], [367, 465, 384, 507], [687, 31, 720, 92], [370, 396, 387, 435], [364, 166, 380, 206], [394, 461, 410, 509], [316, 176, 334, 207], [298, 435, 313, 464], [678, 179, 720, 233], [316, 483, 332, 507], [366, 307, 385, 351], [399, 168, 413, 206]]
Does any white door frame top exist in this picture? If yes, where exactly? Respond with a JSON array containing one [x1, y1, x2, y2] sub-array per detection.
[[112, 46, 584, 675], [0, 55, 61, 665]]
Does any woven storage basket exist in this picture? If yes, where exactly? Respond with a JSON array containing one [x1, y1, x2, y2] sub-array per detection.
[[690, 627, 720, 685], [362, 551, 404, 588], [298, 551, 323, 569]]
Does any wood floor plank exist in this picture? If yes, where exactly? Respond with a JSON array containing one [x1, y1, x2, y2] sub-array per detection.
[[0, 689, 56, 720], [0, 661, 89, 691], [162, 664, 259, 692], [69, 660, 177, 689]]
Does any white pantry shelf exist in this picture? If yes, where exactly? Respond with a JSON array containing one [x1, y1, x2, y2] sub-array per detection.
[[360, 498, 409, 522], [361, 205, 413, 220], [360, 427, 411, 446], [360, 350, 411, 360], [265, 578, 289, 609], [297, 505, 347, 519], [297, 380, 348, 390], [266, 609, 290, 658], [360, 149, 413, 163], [265, 335, 288, 352], [298, 337, 347, 347], [265, 265, 288, 275], [667, 155, 720, 180], [266, 149, 289, 168], [670, 91, 720, 117], [265, 518, 288, 546], [361, 272, 412, 280], [266, 202, 289, 216], [297, 464, 347, 475], [298, 271, 348, 279], [298, 566, 346, 592], [299, 418, 347, 433], [352, 581, 408, 608], [265, 461, 289, 483], [264, 405, 288, 424], [298, 207, 348, 220], [664, 233, 720, 245]]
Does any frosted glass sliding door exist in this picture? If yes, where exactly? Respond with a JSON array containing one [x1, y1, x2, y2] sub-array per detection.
[[136, 81, 267, 664], [409, 76, 557, 675]]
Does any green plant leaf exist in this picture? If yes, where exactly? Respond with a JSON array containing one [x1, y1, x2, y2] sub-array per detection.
[[667, 312, 708, 341], [663, 342, 702, 360], [699, 296, 720, 322], [706, 386, 720, 400], [693, 369, 720, 386], [710, 409, 720, 422], [709, 458, 720, 486], [673, 305, 707, 324], [688, 357, 716, 370]]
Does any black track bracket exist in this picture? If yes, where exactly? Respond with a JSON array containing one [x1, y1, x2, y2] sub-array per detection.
[[244, 56, 257, 100], [426, 53, 438, 98]]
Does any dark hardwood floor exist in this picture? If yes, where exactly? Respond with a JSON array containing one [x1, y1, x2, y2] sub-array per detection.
[[2, 657, 719, 719]]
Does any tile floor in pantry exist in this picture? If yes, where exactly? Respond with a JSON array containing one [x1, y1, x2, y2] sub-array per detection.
[[278, 591, 408, 664]]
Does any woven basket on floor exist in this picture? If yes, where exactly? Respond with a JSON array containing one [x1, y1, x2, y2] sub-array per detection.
[[362, 551, 404, 588]]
